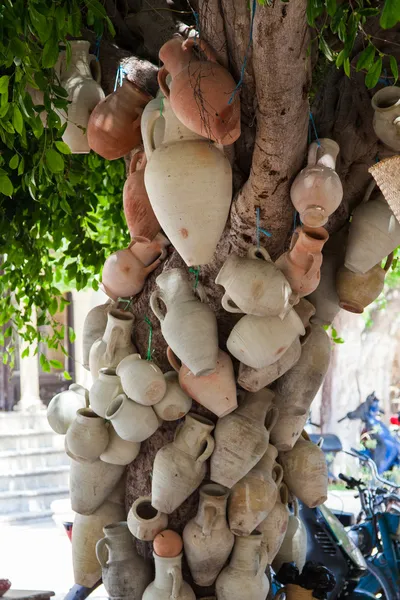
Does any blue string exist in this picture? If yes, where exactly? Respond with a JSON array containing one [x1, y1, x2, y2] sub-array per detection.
[[95, 35, 102, 61], [256, 207, 271, 248], [113, 65, 128, 92], [309, 111, 321, 147], [378, 69, 391, 86], [228, 0, 257, 105], [193, 11, 200, 36]]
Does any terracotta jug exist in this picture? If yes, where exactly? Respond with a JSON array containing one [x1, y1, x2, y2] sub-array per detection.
[[127, 496, 168, 541], [101, 242, 163, 301], [227, 309, 305, 370], [216, 533, 269, 600], [344, 192, 400, 274], [105, 393, 159, 442], [143, 98, 232, 266], [123, 151, 160, 242], [215, 246, 292, 317], [87, 79, 151, 159], [143, 552, 196, 600], [158, 37, 240, 145], [150, 269, 218, 376], [69, 456, 125, 515], [279, 432, 328, 508], [89, 309, 136, 380], [47, 384, 88, 434], [371, 87, 400, 151], [229, 444, 284, 536], [257, 482, 290, 563], [151, 413, 215, 514], [272, 499, 307, 574], [82, 301, 112, 370], [57, 40, 105, 153], [130, 232, 170, 266], [183, 483, 234, 586], [66, 408, 109, 462], [275, 585, 314, 600], [72, 493, 126, 586], [167, 347, 237, 418], [153, 371, 192, 421], [211, 388, 278, 488], [100, 424, 141, 466], [290, 139, 343, 227], [116, 354, 166, 406], [336, 254, 392, 314], [90, 368, 122, 418], [141, 91, 167, 159], [238, 338, 302, 393], [96, 521, 152, 597], [269, 406, 308, 452], [276, 226, 329, 298]]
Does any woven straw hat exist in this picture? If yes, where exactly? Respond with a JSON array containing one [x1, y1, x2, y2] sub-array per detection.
[[369, 156, 400, 224]]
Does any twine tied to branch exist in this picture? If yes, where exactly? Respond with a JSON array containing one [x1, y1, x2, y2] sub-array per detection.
[[188, 267, 200, 289], [256, 207, 271, 248]]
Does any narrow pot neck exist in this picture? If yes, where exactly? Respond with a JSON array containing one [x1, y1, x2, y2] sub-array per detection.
[[103, 525, 136, 562], [195, 484, 229, 529], [103, 310, 134, 345], [75, 409, 104, 428], [98, 369, 120, 385], [230, 535, 263, 574], [160, 39, 192, 77], [308, 138, 339, 170], [162, 99, 206, 144], [156, 269, 196, 304], [153, 554, 182, 590], [174, 414, 214, 458], [60, 41, 92, 80], [253, 445, 278, 476], [237, 390, 273, 423], [292, 226, 328, 256]]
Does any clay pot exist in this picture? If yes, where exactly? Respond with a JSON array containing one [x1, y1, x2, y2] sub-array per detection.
[[227, 309, 305, 370], [141, 91, 167, 159], [294, 298, 316, 328], [183, 483, 234, 586], [257, 483, 290, 563], [101, 243, 163, 301], [66, 408, 109, 462], [269, 406, 308, 452], [167, 347, 237, 418], [143, 552, 196, 600], [371, 87, 400, 151], [272, 499, 307, 573], [127, 496, 168, 541], [116, 354, 166, 406], [344, 193, 400, 274], [152, 371, 192, 421], [47, 384, 88, 434], [131, 232, 170, 266], [72, 496, 125, 586], [238, 338, 302, 392], [150, 269, 218, 376], [151, 413, 215, 514], [154, 530, 183, 557], [105, 393, 159, 442], [336, 254, 392, 314], [100, 424, 141, 466], [216, 533, 269, 600], [82, 301, 112, 370], [87, 79, 151, 160], [229, 444, 284, 536], [211, 389, 278, 488], [69, 456, 125, 515], [276, 226, 329, 298], [290, 139, 343, 227], [215, 246, 292, 317], [279, 432, 328, 508], [89, 309, 136, 380], [90, 368, 122, 418], [96, 521, 152, 597], [57, 41, 105, 153], [143, 98, 232, 266], [276, 585, 314, 600], [158, 37, 240, 145], [123, 151, 160, 242]]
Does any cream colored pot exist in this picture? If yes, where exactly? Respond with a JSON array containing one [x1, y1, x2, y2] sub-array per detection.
[[47, 383, 88, 434], [372, 87, 400, 151], [105, 393, 159, 443], [90, 368, 123, 418], [100, 424, 140, 466], [127, 496, 168, 541], [66, 408, 109, 462], [116, 353, 166, 406], [153, 371, 192, 421]]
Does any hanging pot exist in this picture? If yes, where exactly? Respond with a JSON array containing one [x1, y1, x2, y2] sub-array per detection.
[[272, 498, 307, 574], [116, 354, 166, 406], [100, 424, 141, 466], [47, 384, 89, 434], [371, 87, 400, 151], [105, 393, 159, 443], [66, 408, 109, 462], [152, 371, 192, 421], [82, 301, 112, 370], [257, 482, 290, 563], [127, 496, 168, 541], [90, 368, 122, 418]]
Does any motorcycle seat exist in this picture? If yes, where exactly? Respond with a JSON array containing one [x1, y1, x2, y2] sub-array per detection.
[[308, 433, 343, 453]]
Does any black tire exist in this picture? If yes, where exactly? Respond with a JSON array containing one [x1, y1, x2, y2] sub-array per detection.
[[364, 558, 400, 600]]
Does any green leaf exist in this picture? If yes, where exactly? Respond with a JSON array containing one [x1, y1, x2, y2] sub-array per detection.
[[40, 353, 51, 373], [45, 148, 65, 173], [326, 0, 337, 17], [28, 5, 50, 42], [63, 370, 72, 380], [18, 156, 24, 175], [12, 105, 23, 134], [319, 36, 335, 62], [380, 0, 400, 29], [356, 44, 376, 72], [42, 32, 59, 68], [390, 55, 399, 84], [336, 49, 345, 68], [69, 326, 76, 343], [365, 57, 383, 89], [0, 76, 10, 94], [9, 154, 19, 169], [55, 141, 72, 154], [49, 359, 64, 369], [344, 57, 351, 78], [0, 172, 13, 197], [21, 347, 30, 359]]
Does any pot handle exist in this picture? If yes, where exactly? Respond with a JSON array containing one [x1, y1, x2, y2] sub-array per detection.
[[362, 179, 376, 204], [384, 252, 394, 272], [95, 537, 109, 568], [202, 504, 218, 536], [141, 106, 159, 160], [105, 326, 122, 364], [129, 151, 146, 175], [143, 256, 162, 276], [158, 66, 171, 98], [273, 463, 284, 487], [169, 565, 183, 600], [89, 55, 102, 83], [307, 140, 319, 167], [265, 405, 279, 433], [292, 496, 300, 517], [150, 290, 166, 323], [300, 326, 312, 347], [393, 116, 400, 129], [279, 482, 289, 505], [182, 38, 218, 63], [167, 347, 182, 373], [196, 435, 215, 464], [195, 281, 208, 304], [248, 245, 272, 263], [221, 293, 243, 314], [257, 542, 269, 579], [173, 421, 185, 441]]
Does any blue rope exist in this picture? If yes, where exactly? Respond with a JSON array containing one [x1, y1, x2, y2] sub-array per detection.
[[113, 65, 128, 92], [228, 0, 257, 105], [256, 207, 271, 248], [309, 111, 321, 147], [94, 35, 102, 61], [378, 69, 391, 86]]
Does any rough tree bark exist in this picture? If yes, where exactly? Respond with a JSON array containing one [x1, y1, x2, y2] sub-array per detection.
[[93, 0, 400, 594]]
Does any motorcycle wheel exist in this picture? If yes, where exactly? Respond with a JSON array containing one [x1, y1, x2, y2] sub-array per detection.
[[357, 559, 400, 600]]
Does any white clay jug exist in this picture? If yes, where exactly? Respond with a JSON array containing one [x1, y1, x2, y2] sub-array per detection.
[[143, 552, 196, 600], [82, 301, 112, 370], [105, 393, 159, 442], [128, 496, 168, 541], [47, 384, 89, 434], [150, 268, 218, 376], [90, 368, 123, 418], [143, 98, 232, 266], [100, 424, 141, 465], [69, 456, 125, 515], [272, 498, 307, 574], [116, 354, 166, 406], [66, 408, 109, 462], [372, 87, 400, 151], [141, 89, 167, 159]]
